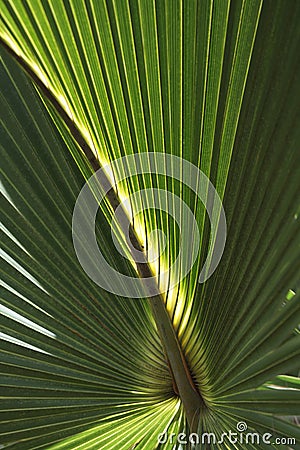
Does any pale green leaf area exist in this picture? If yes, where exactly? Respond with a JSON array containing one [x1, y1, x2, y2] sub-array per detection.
[[0, 0, 300, 449]]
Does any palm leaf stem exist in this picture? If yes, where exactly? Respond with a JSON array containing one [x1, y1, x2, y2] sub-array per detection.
[[0, 40, 205, 431]]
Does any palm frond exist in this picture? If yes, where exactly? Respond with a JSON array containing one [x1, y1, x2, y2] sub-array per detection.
[[1, 0, 300, 449]]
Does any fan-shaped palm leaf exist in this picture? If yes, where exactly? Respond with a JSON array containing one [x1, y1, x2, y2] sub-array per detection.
[[0, 0, 299, 449]]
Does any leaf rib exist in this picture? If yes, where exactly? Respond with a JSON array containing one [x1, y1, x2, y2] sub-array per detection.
[[0, 39, 205, 431]]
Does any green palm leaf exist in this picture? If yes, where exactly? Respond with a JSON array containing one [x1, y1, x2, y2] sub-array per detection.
[[1, 0, 299, 449]]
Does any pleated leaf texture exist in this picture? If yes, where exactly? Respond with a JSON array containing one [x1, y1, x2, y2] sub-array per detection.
[[0, 1, 299, 449]]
